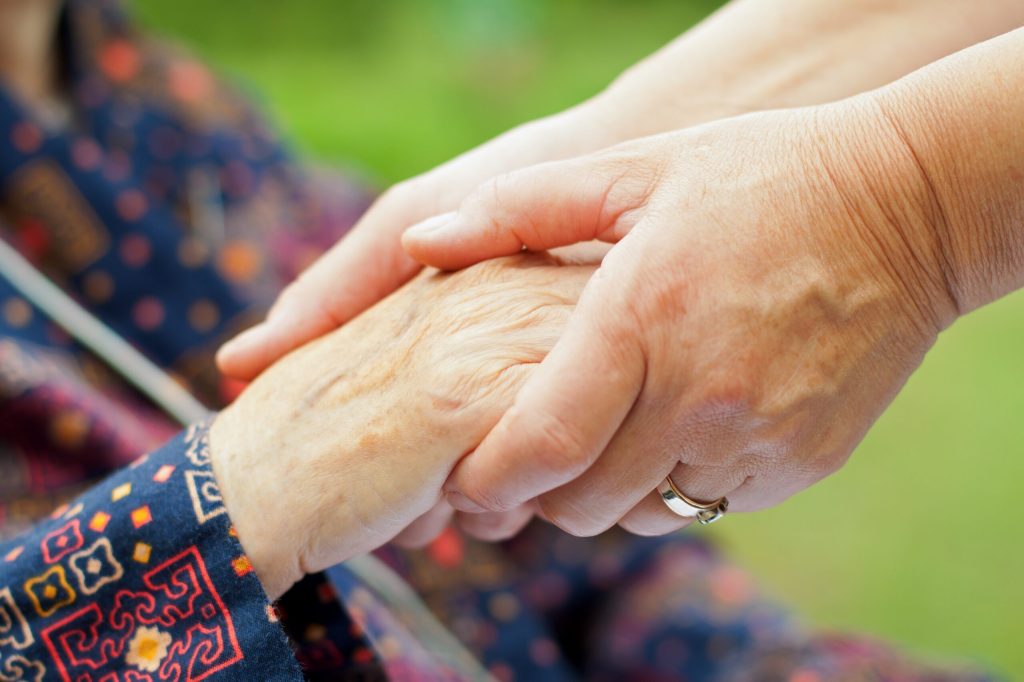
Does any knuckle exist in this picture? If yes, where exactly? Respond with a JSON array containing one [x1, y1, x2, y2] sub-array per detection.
[[754, 418, 808, 464], [813, 446, 852, 478], [285, 271, 349, 328], [375, 178, 441, 230], [697, 374, 758, 423], [484, 173, 515, 210], [456, 481, 516, 514], [463, 174, 524, 237], [627, 263, 690, 333], [435, 261, 507, 300], [536, 497, 607, 538], [460, 176, 503, 217], [268, 281, 304, 318], [378, 178, 419, 207], [522, 409, 595, 480]]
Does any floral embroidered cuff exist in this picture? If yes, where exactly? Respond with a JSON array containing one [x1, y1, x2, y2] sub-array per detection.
[[0, 422, 305, 681]]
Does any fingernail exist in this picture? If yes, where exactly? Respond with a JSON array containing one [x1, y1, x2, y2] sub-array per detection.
[[218, 323, 267, 360], [446, 491, 486, 513], [404, 211, 458, 239]]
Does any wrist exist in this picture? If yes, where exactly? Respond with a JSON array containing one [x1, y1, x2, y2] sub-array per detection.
[[868, 61, 1024, 316], [209, 406, 303, 601], [815, 95, 962, 335]]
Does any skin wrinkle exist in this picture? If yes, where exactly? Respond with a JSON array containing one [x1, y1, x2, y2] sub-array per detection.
[[809, 113, 941, 340], [848, 103, 958, 335], [886, 70, 1024, 313], [874, 97, 962, 317], [587, 159, 662, 242], [211, 252, 598, 597], [536, 493, 615, 538], [841, 127, 950, 332], [426, 295, 569, 407], [297, 351, 357, 410], [483, 176, 523, 250]]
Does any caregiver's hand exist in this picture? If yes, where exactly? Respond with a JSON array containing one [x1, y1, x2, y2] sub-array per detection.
[[208, 252, 595, 600], [406, 100, 960, 535]]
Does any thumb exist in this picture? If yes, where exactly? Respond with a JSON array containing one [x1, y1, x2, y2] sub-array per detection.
[[216, 207, 424, 381], [402, 151, 657, 270]]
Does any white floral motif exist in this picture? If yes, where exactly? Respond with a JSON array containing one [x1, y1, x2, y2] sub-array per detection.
[[183, 422, 212, 467], [185, 470, 226, 524], [0, 588, 32, 650], [68, 538, 123, 595], [0, 654, 46, 682], [124, 626, 172, 673]]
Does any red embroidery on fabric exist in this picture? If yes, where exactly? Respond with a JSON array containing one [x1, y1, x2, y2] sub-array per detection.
[[41, 546, 243, 681], [41, 519, 84, 564]]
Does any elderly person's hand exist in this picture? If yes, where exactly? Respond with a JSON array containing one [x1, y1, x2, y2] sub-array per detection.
[[403, 30, 1024, 534], [209, 252, 596, 599]]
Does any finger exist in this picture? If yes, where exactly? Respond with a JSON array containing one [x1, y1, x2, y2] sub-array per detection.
[[617, 462, 745, 536], [535, 433, 748, 537], [616, 491, 693, 537], [617, 460, 816, 537], [530, 366, 756, 536], [402, 151, 658, 271], [456, 503, 536, 542], [391, 500, 454, 549], [447, 248, 647, 513], [530, 391, 679, 536], [216, 200, 431, 381]]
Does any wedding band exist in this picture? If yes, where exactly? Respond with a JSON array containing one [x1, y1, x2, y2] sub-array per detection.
[[657, 476, 728, 525]]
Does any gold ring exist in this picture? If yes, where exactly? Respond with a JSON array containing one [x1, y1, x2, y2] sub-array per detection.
[[657, 476, 728, 525]]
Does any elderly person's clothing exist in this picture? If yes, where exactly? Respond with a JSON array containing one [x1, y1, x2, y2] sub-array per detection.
[[0, 1, 997, 680]]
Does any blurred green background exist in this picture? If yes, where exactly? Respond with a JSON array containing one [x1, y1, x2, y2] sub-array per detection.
[[133, 0, 1024, 676]]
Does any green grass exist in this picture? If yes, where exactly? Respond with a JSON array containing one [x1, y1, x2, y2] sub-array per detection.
[[134, 0, 716, 183], [133, 0, 1024, 676]]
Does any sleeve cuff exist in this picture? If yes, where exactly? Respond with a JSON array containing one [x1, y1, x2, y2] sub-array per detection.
[[0, 421, 305, 681]]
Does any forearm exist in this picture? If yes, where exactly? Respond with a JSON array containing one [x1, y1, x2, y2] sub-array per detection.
[[869, 27, 1024, 318], [585, 0, 1024, 141]]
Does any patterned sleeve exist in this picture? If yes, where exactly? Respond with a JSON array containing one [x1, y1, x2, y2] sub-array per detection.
[[0, 422, 305, 681]]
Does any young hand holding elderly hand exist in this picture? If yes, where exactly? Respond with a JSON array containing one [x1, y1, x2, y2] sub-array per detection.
[[216, 3, 1024, 550], [405, 101, 949, 533]]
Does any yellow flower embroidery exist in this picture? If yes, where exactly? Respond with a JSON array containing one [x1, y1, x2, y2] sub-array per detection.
[[125, 625, 172, 673]]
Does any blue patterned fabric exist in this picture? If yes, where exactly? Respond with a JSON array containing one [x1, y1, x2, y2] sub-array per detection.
[[0, 424, 307, 681]]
